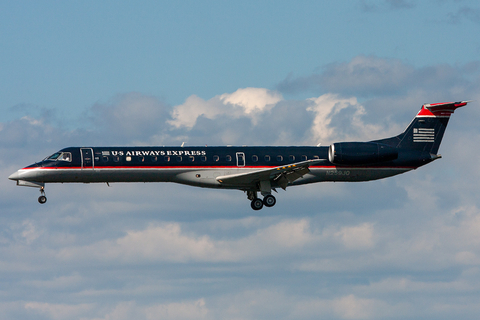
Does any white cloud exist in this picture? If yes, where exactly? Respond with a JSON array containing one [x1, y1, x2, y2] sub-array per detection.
[[219, 87, 283, 114], [169, 87, 283, 129], [57, 222, 225, 263], [332, 294, 383, 319], [90, 301, 140, 320], [335, 223, 375, 250], [213, 289, 295, 319], [321, 55, 415, 96], [112, 223, 228, 262], [307, 94, 358, 143], [89, 92, 170, 144], [277, 55, 476, 103], [167, 90, 391, 146], [24, 273, 82, 289], [20, 219, 42, 245], [145, 299, 209, 320], [358, 274, 480, 296], [57, 219, 318, 263], [253, 218, 313, 248], [306, 94, 386, 143], [168, 94, 218, 129], [54, 219, 382, 269], [24, 302, 93, 320], [215, 290, 405, 320]]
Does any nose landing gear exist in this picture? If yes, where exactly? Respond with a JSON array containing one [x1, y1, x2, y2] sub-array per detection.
[[38, 187, 47, 204]]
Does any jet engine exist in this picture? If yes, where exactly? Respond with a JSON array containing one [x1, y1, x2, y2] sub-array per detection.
[[328, 142, 398, 165]]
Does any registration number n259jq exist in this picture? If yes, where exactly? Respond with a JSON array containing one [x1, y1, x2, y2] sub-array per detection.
[[326, 170, 350, 176]]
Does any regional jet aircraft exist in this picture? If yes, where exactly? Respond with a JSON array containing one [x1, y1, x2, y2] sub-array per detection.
[[9, 101, 468, 210]]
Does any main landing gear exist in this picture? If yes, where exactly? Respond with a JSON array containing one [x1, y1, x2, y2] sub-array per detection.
[[247, 191, 276, 210], [38, 187, 47, 204]]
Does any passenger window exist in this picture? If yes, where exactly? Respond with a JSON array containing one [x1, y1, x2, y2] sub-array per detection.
[[313, 155, 319, 159], [252, 155, 258, 162], [164, 156, 170, 162], [200, 156, 207, 162], [176, 156, 183, 162], [138, 156, 145, 162], [113, 156, 120, 162], [213, 155, 220, 162], [188, 156, 195, 162], [226, 155, 232, 162], [301, 155, 307, 161], [151, 156, 157, 162], [277, 155, 283, 161], [102, 156, 109, 162], [289, 155, 295, 162], [265, 155, 271, 162]]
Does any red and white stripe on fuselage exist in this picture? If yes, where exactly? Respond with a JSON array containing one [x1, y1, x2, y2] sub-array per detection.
[[416, 101, 468, 118]]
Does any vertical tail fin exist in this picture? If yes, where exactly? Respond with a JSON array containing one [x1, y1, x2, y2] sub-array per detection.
[[377, 101, 469, 154]]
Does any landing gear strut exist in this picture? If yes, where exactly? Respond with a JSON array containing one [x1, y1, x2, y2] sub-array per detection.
[[38, 187, 47, 204]]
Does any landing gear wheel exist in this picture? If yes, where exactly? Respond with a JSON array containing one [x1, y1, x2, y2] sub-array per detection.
[[263, 195, 276, 207], [38, 187, 47, 204], [38, 195, 47, 204], [251, 198, 264, 210]]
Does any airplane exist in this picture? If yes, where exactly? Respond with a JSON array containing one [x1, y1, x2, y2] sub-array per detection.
[[8, 101, 469, 210]]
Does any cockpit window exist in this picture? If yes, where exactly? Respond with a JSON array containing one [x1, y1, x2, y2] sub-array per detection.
[[45, 152, 61, 161], [58, 152, 72, 162], [44, 152, 72, 162]]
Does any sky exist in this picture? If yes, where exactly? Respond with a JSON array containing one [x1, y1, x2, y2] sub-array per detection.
[[1, 0, 480, 319]]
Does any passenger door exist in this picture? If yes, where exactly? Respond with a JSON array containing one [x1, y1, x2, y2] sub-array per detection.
[[236, 152, 245, 167], [81, 148, 94, 169]]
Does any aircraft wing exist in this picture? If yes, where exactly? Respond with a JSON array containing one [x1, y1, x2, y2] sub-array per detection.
[[216, 159, 326, 190]]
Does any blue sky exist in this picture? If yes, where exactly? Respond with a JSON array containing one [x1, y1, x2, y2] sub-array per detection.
[[1, 1, 480, 319], [2, 0, 479, 121]]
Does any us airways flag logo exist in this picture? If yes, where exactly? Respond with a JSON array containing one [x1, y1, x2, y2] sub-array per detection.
[[413, 128, 435, 143]]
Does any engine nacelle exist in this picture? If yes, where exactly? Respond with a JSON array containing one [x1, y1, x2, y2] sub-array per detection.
[[328, 142, 398, 165]]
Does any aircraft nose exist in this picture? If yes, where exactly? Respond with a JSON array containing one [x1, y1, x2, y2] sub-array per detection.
[[8, 171, 20, 181]]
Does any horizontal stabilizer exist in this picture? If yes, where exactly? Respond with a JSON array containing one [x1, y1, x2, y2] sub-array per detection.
[[418, 101, 470, 117]]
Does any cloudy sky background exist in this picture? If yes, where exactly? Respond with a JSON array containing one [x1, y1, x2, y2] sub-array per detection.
[[1, 1, 480, 319]]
